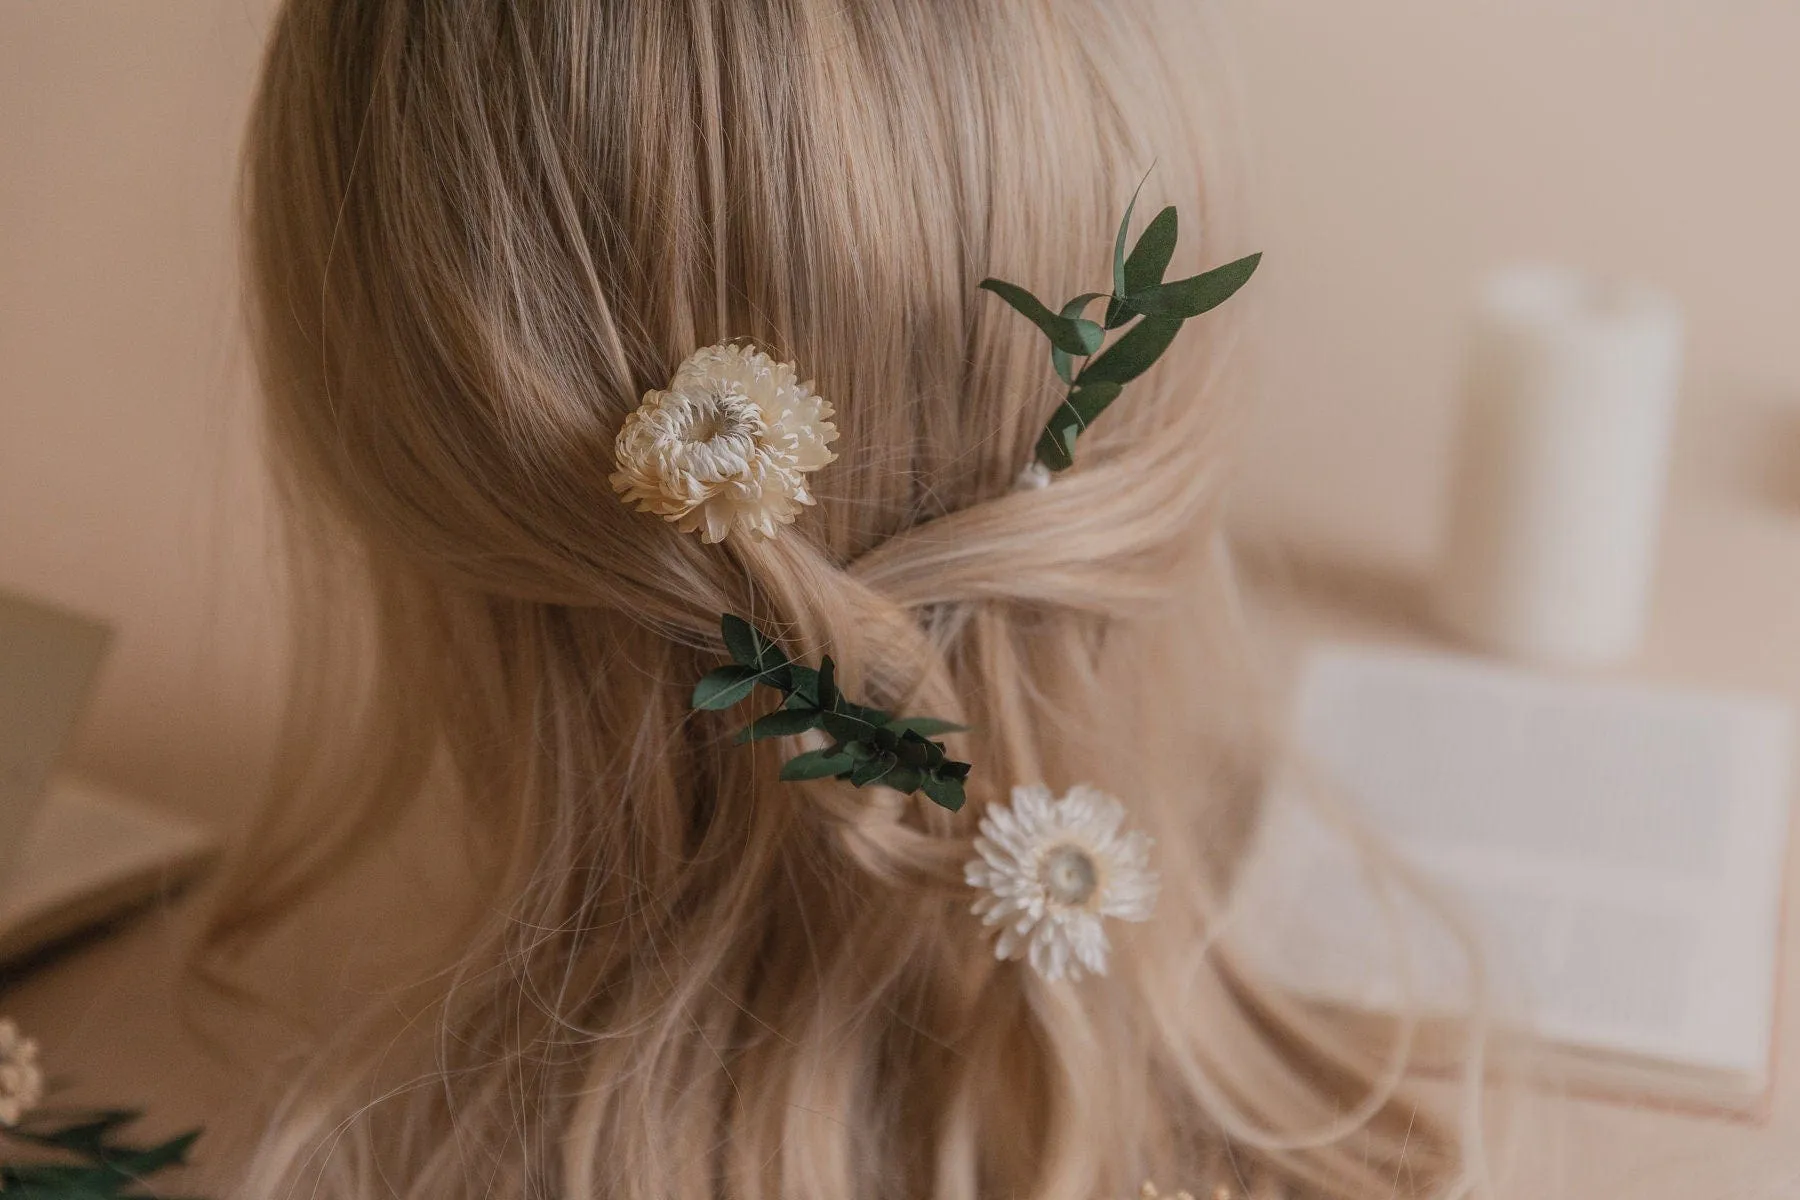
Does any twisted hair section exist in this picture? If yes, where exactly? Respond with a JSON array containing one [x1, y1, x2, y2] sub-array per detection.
[[211, 1, 1486, 1198]]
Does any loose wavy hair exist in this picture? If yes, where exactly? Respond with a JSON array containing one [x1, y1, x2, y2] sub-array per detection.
[[215, 1, 1485, 1197]]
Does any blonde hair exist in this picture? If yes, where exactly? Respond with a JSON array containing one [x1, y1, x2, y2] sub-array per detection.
[[217, 1, 1481, 1197]]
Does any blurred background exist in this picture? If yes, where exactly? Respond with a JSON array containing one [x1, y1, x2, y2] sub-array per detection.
[[4, 3, 1800, 1194], [7, 0, 1800, 828]]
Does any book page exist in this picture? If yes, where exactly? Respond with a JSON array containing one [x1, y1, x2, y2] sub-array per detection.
[[1230, 644, 1792, 1081]]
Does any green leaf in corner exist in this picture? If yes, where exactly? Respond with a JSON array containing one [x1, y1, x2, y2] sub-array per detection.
[[779, 748, 857, 781], [1078, 316, 1184, 386], [691, 665, 761, 711], [1126, 252, 1261, 319], [979, 280, 1104, 357], [7, 1110, 143, 1156], [104, 1129, 201, 1177], [816, 656, 839, 710]]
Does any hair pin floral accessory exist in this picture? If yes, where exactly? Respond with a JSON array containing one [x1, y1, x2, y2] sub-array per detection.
[[611, 343, 838, 543], [965, 784, 1159, 982], [982, 179, 1260, 476], [692, 615, 973, 811]]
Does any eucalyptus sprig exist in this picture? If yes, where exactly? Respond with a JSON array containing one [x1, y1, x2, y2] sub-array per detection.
[[692, 615, 973, 812], [2, 1109, 203, 1199], [980, 180, 1262, 472]]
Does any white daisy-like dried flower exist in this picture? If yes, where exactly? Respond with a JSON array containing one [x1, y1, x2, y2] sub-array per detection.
[[1014, 461, 1054, 491], [610, 342, 838, 544], [965, 783, 1159, 982], [0, 1018, 43, 1126]]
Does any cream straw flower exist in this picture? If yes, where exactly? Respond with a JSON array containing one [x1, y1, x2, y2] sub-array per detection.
[[610, 342, 838, 544], [965, 783, 1159, 982], [0, 1018, 43, 1126]]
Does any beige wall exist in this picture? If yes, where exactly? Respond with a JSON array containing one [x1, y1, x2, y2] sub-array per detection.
[[0, 2, 280, 822], [3, 3, 1798, 822], [1221, 1, 1800, 567]]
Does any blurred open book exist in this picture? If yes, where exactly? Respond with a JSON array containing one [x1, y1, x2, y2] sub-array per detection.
[[0, 591, 216, 965], [1229, 644, 1793, 1118]]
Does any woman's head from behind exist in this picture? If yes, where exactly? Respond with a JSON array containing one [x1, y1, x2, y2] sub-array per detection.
[[233, 1, 1459, 1197]]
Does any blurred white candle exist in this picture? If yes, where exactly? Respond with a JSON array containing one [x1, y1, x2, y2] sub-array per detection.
[[1434, 266, 1683, 666]]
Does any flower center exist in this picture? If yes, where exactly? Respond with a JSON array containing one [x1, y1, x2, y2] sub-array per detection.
[[682, 388, 761, 447], [1041, 844, 1099, 906]]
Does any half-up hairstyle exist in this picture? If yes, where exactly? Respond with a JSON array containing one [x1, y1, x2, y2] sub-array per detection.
[[216, 1, 1478, 1197]]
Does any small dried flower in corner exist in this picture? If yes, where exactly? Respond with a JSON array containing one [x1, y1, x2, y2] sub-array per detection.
[[0, 1020, 43, 1127]]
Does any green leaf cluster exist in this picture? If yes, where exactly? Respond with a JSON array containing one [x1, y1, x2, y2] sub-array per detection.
[[691, 615, 974, 812], [979, 179, 1261, 472], [1, 1110, 203, 1199]]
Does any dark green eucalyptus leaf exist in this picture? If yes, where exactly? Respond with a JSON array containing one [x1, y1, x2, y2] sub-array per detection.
[[1123, 206, 1178, 296], [1112, 171, 1151, 298], [881, 765, 924, 794], [691, 665, 761, 711], [7, 1111, 142, 1155], [103, 1131, 200, 1177], [850, 751, 898, 787], [891, 737, 930, 769], [833, 693, 894, 728], [720, 613, 790, 675], [1102, 295, 1133, 329], [1067, 380, 1124, 425], [816, 656, 838, 710], [920, 773, 967, 812], [786, 665, 820, 707], [886, 716, 968, 739], [1034, 417, 1080, 473], [779, 748, 856, 781], [1125, 252, 1261, 319], [900, 726, 946, 757], [1052, 292, 1110, 383], [979, 280, 1104, 357], [938, 759, 973, 782], [1033, 381, 1124, 472], [719, 614, 759, 667], [0, 1112, 200, 1200], [733, 707, 822, 743], [1078, 316, 1184, 386], [1067, 317, 1103, 355], [1, 1162, 116, 1189], [820, 708, 883, 746]]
